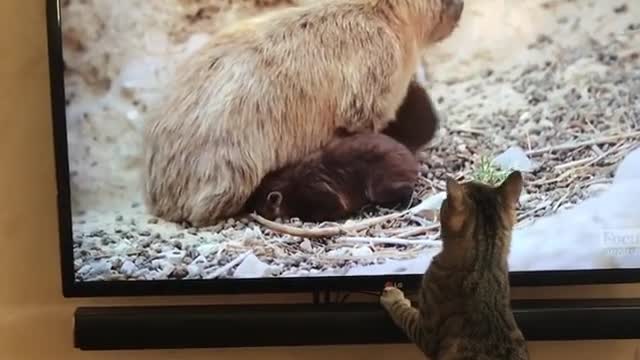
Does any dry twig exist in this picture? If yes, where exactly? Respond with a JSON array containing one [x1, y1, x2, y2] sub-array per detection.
[[395, 225, 440, 238], [250, 212, 406, 238], [335, 236, 441, 246], [526, 131, 640, 156], [204, 251, 251, 279]]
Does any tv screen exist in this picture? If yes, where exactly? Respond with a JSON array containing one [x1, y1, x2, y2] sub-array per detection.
[[48, 0, 640, 296]]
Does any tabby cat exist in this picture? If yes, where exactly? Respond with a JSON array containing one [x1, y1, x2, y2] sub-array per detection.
[[380, 171, 529, 359]]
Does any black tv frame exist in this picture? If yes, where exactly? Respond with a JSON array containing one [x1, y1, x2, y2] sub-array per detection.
[[46, 0, 640, 298]]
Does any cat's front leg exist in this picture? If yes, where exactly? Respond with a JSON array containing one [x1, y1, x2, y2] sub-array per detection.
[[380, 287, 426, 345], [380, 286, 411, 310]]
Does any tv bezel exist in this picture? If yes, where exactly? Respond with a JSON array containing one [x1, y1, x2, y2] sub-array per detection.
[[46, 0, 640, 298]]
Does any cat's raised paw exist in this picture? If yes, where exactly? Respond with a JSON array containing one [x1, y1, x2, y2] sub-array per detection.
[[380, 286, 410, 310]]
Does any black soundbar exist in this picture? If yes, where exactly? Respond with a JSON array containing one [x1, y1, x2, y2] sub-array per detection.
[[74, 298, 640, 350]]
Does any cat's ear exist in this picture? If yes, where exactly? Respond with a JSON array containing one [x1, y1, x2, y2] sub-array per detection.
[[498, 171, 523, 207], [267, 191, 283, 208], [445, 176, 464, 209]]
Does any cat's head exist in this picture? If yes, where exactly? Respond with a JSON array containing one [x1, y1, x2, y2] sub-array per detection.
[[438, 171, 523, 267]]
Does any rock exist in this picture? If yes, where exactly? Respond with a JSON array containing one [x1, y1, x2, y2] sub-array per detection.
[[76, 264, 91, 277], [519, 111, 531, 122], [89, 230, 107, 238], [132, 269, 150, 279], [193, 255, 207, 266], [107, 274, 127, 281], [112, 241, 133, 255], [614, 147, 640, 184], [152, 259, 175, 278], [232, 254, 273, 278], [110, 257, 123, 270], [79, 260, 111, 279], [562, 59, 608, 87], [492, 146, 537, 172], [614, 4, 628, 13], [165, 250, 186, 265], [150, 243, 164, 254], [410, 192, 446, 215], [152, 259, 169, 269], [186, 263, 202, 278], [73, 259, 83, 271], [138, 238, 152, 248], [196, 244, 218, 258], [273, 247, 287, 258], [299, 239, 313, 252], [120, 260, 138, 277], [351, 246, 373, 257], [538, 119, 554, 128], [126, 109, 140, 121], [185, 255, 207, 278], [519, 192, 533, 204], [119, 57, 165, 90], [327, 248, 351, 257], [171, 265, 189, 279]]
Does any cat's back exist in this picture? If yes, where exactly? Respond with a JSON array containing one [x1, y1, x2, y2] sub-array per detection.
[[436, 324, 529, 360]]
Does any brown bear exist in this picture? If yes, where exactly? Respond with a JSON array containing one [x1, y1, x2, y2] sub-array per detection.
[[143, 0, 464, 226]]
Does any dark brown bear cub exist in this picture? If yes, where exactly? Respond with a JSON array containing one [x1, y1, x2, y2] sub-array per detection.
[[246, 133, 420, 222], [382, 80, 440, 154]]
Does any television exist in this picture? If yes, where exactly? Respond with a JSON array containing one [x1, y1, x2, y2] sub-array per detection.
[[47, 0, 640, 298]]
